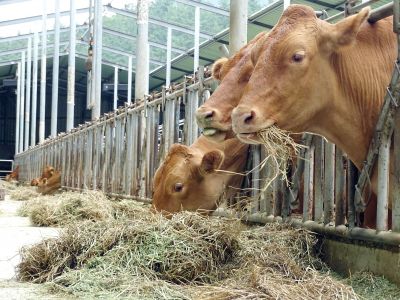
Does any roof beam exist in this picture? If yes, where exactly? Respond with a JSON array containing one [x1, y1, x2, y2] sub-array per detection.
[[76, 40, 164, 66], [0, 7, 90, 27], [175, 0, 229, 17], [105, 5, 213, 40], [0, 24, 88, 43], [102, 27, 186, 55]]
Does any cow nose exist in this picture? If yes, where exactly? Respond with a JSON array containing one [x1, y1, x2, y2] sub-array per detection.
[[196, 107, 216, 126], [243, 111, 255, 124], [232, 107, 257, 132]]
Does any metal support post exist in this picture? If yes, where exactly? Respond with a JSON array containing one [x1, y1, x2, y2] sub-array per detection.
[[92, 0, 103, 119], [15, 63, 21, 154], [19, 51, 25, 153], [127, 56, 132, 103], [324, 142, 335, 224], [194, 6, 200, 72], [39, 0, 47, 143], [67, 0, 76, 131], [166, 27, 172, 86], [113, 66, 118, 110], [31, 31, 39, 147], [377, 132, 390, 231], [229, 0, 247, 54], [25, 37, 32, 150], [51, 0, 60, 137]]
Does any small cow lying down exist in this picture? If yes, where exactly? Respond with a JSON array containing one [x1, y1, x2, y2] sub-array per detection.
[[5, 166, 19, 182], [152, 135, 249, 216], [37, 170, 61, 195], [31, 165, 61, 195], [31, 165, 57, 186]]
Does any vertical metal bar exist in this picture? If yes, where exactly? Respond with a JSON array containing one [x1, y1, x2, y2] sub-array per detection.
[[135, 0, 149, 100], [131, 112, 138, 195], [324, 142, 335, 225], [229, 0, 248, 54], [15, 63, 21, 154], [251, 145, 260, 214], [348, 160, 358, 229], [303, 145, 314, 221], [39, 0, 47, 143], [92, 0, 102, 120], [194, 6, 200, 72], [25, 38, 32, 150], [19, 52, 25, 154], [392, 110, 400, 231], [127, 56, 132, 104], [273, 178, 282, 217], [314, 137, 324, 222], [125, 114, 133, 195], [335, 149, 346, 226], [31, 31, 39, 147], [113, 66, 118, 110], [67, 0, 76, 131], [377, 134, 390, 231], [51, 0, 60, 137], [166, 27, 172, 86]]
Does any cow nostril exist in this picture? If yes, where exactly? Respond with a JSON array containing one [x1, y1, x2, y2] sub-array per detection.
[[204, 110, 214, 119], [244, 111, 255, 124]]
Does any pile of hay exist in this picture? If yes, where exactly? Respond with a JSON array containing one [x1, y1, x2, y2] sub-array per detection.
[[10, 186, 40, 201], [0, 179, 18, 191], [18, 208, 358, 299], [19, 191, 116, 226]]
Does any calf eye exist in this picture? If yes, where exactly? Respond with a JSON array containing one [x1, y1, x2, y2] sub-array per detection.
[[292, 52, 305, 63], [174, 183, 183, 192]]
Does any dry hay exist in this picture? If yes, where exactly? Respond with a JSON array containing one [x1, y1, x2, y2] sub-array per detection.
[[10, 186, 40, 201], [0, 179, 18, 191], [17, 209, 359, 299], [19, 190, 115, 226], [256, 126, 306, 190]]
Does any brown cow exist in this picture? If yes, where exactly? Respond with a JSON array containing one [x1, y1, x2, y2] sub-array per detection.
[[231, 5, 397, 226], [30, 165, 57, 186], [5, 166, 19, 182], [196, 32, 267, 142], [152, 135, 248, 216], [37, 170, 61, 195]]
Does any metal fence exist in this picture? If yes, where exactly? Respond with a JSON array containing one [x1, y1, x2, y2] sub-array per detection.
[[14, 67, 400, 248], [14, 3, 400, 248]]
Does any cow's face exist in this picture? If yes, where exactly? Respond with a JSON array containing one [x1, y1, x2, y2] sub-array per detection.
[[42, 165, 55, 178], [152, 144, 224, 216], [196, 33, 266, 142], [232, 5, 370, 144]]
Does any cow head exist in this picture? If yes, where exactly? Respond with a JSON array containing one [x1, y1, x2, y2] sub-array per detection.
[[196, 32, 266, 142], [152, 143, 225, 216], [232, 5, 370, 144], [30, 178, 40, 186], [41, 165, 55, 178]]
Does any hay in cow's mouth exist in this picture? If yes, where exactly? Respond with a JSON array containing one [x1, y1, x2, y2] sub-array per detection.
[[256, 126, 306, 190], [16, 190, 361, 299]]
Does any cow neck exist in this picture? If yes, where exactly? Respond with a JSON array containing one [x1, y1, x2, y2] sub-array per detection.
[[314, 19, 397, 170]]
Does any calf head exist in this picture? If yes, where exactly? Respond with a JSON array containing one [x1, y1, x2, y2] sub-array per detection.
[[152, 143, 225, 216]]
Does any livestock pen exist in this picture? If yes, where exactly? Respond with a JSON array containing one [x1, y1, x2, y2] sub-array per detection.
[[4, 0, 400, 292]]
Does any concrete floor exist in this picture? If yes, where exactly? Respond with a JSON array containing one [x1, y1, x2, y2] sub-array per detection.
[[0, 195, 61, 299]]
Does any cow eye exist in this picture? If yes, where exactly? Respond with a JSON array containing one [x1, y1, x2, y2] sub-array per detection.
[[292, 52, 305, 63], [173, 183, 183, 192]]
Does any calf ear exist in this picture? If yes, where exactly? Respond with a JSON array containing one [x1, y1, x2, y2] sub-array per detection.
[[322, 7, 370, 50], [212, 57, 228, 81], [169, 143, 189, 155], [199, 150, 224, 175]]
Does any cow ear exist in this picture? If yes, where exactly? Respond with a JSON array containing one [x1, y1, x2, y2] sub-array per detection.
[[49, 169, 54, 176], [323, 7, 370, 50], [199, 150, 224, 175], [212, 57, 228, 81], [169, 143, 189, 155]]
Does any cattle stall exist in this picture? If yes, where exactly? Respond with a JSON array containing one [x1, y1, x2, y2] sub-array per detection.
[[13, 0, 400, 284]]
